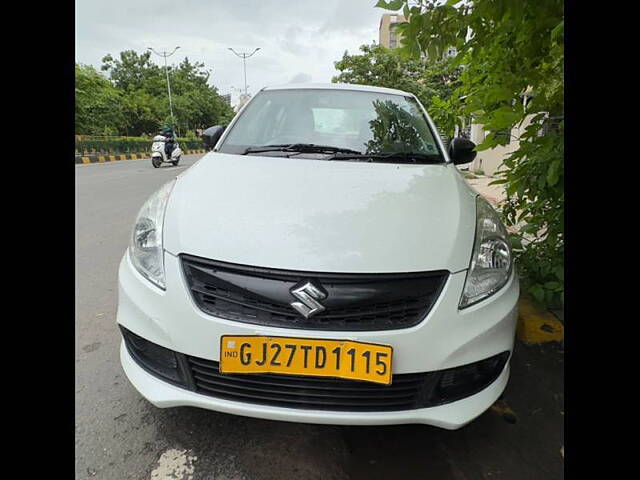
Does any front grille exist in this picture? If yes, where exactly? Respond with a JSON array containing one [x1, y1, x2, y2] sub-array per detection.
[[181, 255, 448, 331], [121, 326, 509, 412]]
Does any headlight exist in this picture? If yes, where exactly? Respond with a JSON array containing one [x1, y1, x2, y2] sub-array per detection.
[[129, 179, 176, 289], [459, 196, 512, 308]]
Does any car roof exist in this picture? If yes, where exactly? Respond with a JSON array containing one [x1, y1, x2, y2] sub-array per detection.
[[262, 82, 413, 97]]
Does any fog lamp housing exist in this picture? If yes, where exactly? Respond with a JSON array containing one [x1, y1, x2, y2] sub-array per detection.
[[120, 325, 186, 386]]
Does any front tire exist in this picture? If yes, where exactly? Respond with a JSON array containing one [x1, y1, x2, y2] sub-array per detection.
[[152, 157, 162, 168], [172, 156, 180, 166]]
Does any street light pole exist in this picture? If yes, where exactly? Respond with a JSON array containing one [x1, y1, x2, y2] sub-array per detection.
[[228, 48, 261, 95], [243, 55, 247, 95], [148, 46, 180, 130]]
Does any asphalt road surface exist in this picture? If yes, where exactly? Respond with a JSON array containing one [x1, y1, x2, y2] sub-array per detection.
[[75, 154, 564, 480]]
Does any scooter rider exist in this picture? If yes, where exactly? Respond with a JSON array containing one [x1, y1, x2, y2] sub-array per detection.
[[160, 126, 177, 158]]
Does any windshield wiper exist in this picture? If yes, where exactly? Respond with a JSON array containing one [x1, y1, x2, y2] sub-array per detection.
[[242, 144, 363, 155], [327, 152, 444, 163]]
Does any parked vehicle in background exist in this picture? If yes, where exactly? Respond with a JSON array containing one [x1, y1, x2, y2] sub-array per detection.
[[151, 135, 182, 168], [119, 83, 518, 430]]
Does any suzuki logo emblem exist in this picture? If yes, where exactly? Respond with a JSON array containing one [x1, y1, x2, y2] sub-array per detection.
[[289, 280, 327, 319]]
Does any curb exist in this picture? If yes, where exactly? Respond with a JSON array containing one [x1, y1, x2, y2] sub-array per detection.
[[75, 150, 206, 164], [516, 296, 564, 345]]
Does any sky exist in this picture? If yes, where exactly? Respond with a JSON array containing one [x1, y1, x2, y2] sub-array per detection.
[[75, 0, 393, 106]]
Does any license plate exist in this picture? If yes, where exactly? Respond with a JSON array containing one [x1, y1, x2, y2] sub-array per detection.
[[219, 335, 393, 385]]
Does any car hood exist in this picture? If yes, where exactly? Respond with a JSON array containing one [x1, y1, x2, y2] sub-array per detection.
[[163, 153, 478, 273]]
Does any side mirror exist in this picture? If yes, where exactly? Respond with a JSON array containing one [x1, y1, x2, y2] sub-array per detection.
[[202, 125, 226, 150], [448, 137, 477, 165]]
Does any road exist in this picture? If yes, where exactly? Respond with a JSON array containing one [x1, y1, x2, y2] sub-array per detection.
[[75, 154, 564, 480]]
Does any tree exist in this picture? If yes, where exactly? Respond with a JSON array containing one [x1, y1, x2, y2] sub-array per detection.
[[366, 100, 425, 154], [101, 50, 164, 93], [75, 50, 236, 136], [120, 90, 165, 136], [332, 43, 462, 137], [75, 64, 127, 135], [376, 0, 564, 306], [168, 57, 235, 132]]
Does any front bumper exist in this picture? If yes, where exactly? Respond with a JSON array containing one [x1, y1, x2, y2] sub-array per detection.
[[121, 340, 510, 429], [117, 251, 519, 429]]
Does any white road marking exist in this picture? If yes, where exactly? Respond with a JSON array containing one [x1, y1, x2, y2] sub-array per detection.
[[150, 448, 196, 480]]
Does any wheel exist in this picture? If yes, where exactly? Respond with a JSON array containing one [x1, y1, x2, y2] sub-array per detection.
[[172, 157, 180, 166], [152, 157, 162, 168]]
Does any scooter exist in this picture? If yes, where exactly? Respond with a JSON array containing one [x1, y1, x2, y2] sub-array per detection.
[[151, 135, 182, 168]]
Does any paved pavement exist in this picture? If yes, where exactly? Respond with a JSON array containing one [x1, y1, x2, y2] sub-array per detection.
[[76, 155, 564, 480], [464, 175, 507, 206]]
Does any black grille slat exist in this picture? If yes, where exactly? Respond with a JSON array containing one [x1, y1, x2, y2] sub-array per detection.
[[191, 365, 423, 391], [185, 356, 438, 412], [193, 383, 418, 410], [192, 284, 429, 320], [192, 372, 422, 393], [196, 291, 427, 321], [188, 359, 426, 385], [190, 368, 423, 391], [181, 254, 448, 331], [188, 360, 424, 384], [191, 286, 294, 315], [196, 290, 427, 321], [192, 374, 420, 400]]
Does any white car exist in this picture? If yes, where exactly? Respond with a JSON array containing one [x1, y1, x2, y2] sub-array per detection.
[[117, 83, 518, 430]]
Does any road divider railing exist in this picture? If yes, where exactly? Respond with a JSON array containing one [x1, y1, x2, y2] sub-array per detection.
[[76, 150, 207, 164]]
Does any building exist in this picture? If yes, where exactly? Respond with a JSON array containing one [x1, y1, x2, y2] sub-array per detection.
[[379, 14, 406, 49], [456, 88, 561, 177], [221, 94, 231, 106], [461, 116, 533, 176], [379, 14, 456, 57], [461, 110, 562, 177], [235, 93, 252, 112]]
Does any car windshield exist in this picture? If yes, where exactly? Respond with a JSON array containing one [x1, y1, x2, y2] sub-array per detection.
[[218, 88, 444, 162]]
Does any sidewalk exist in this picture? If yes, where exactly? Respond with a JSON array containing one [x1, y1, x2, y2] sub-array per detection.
[[462, 173, 526, 236], [463, 174, 506, 207]]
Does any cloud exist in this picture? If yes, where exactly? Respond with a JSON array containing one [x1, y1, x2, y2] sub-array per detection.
[[289, 73, 313, 83], [319, 0, 382, 33], [76, 0, 385, 105]]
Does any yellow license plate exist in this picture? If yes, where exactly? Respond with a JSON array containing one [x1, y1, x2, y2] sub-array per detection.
[[220, 335, 393, 385]]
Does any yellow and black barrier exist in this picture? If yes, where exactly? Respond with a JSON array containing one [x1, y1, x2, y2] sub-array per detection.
[[75, 150, 207, 164], [516, 295, 564, 345]]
